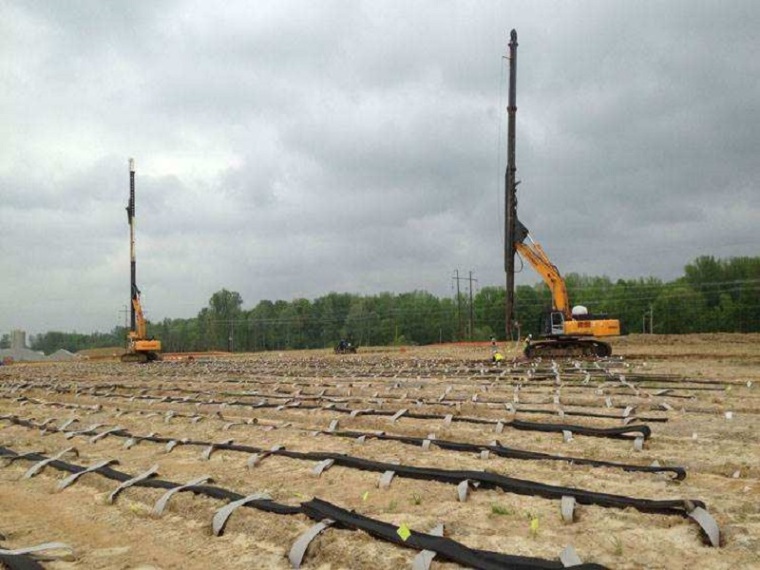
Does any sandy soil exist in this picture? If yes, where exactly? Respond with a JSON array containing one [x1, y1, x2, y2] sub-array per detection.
[[1, 333, 758, 569]]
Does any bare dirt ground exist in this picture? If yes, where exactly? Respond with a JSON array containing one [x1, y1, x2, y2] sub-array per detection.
[[1, 333, 758, 569]]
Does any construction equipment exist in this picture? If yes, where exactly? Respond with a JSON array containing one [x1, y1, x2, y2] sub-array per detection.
[[513, 220, 620, 358], [334, 340, 357, 354], [122, 158, 161, 363], [503, 30, 619, 358]]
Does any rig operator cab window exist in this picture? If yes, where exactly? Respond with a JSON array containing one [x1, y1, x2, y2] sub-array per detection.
[[550, 311, 565, 336]]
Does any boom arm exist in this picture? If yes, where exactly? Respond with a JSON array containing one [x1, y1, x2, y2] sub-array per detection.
[[129, 286, 148, 340], [514, 236, 571, 317]]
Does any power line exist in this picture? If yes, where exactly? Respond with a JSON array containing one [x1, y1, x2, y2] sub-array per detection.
[[158, 280, 760, 327]]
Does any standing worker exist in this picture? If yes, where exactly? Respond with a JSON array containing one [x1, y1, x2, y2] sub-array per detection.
[[491, 336, 504, 363]]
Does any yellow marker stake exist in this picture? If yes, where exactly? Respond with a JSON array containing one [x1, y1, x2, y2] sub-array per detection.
[[362, 491, 369, 501], [397, 523, 411, 541], [530, 517, 539, 537]]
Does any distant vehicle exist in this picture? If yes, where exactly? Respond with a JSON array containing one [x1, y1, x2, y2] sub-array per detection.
[[334, 340, 357, 354]]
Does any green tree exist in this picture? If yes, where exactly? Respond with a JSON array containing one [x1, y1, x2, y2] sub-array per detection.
[[516, 284, 551, 338], [312, 296, 339, 347], [684, 256, 723, 307], [204, 289, 243, 350], [653, 283, 709, 333], [248, 300, 276, 351], [345, 297, 367, 345], [24, 255, 760, 353]]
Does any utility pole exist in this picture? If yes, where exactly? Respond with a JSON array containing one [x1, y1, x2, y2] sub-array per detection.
[[642, 304, 654, 333], [452, 270, 463, 340], [468, 271, 478, 340], [453, 270, 478, 340], [453, 270, 462, 340], [504, 29, 518, 341]]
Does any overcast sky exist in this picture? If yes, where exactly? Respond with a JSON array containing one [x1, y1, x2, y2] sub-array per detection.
[[2, 0, 758, 335]]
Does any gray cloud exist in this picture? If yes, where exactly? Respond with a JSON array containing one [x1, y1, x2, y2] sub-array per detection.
[[1, 0, 758, 335]]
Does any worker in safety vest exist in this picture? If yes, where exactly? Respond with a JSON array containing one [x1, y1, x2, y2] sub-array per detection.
[[489, 335, 503, 362]]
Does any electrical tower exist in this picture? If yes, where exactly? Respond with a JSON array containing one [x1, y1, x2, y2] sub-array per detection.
[[453, 270, 478, 340]]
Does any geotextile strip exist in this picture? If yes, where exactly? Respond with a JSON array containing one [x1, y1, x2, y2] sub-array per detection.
[[41, 382, 672, 421], [0, 553, 45, 570], [0, 446, 604, 570], [300, 498, 608, 570], [42, 386, 668, 422], [3, 417, 697, 516], [2, 411, 682, 482], [326, 430, 685, 479], [4, 394, 655, 439], [508, 419, 651, 439]]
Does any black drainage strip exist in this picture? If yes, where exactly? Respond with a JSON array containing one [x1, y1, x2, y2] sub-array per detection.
[[2, 417, 689, 516], [6, 395, 654, 440], [0, 552, 45, 570], [0, 446, 605, 570], [27, 383, 671, 423], [318, 407, 654, 439], [509, 419, 651, 440], [300, 498, 607, 570], [279, 451, 700, 515], [327, 430, 685, 480]]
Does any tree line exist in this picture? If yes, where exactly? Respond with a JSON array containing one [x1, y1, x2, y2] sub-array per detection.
[[28, 255, 760, 354]]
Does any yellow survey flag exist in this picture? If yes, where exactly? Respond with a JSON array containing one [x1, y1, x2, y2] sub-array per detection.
[[397, 523, 411, 541]]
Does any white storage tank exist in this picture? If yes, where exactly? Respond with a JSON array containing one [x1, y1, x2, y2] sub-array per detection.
[[10, 329, 26, 350]]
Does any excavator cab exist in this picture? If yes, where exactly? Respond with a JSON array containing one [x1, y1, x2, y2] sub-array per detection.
[[549, 311, 565, 336], [537, 311, 566, 337]]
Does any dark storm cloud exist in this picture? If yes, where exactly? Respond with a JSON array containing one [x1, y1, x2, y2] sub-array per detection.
[[1, 0, 758, 334], [494, 2, 760, 283]]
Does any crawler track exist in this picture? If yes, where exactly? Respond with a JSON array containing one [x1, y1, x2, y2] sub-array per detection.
[[524, 339, 612, 358]]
